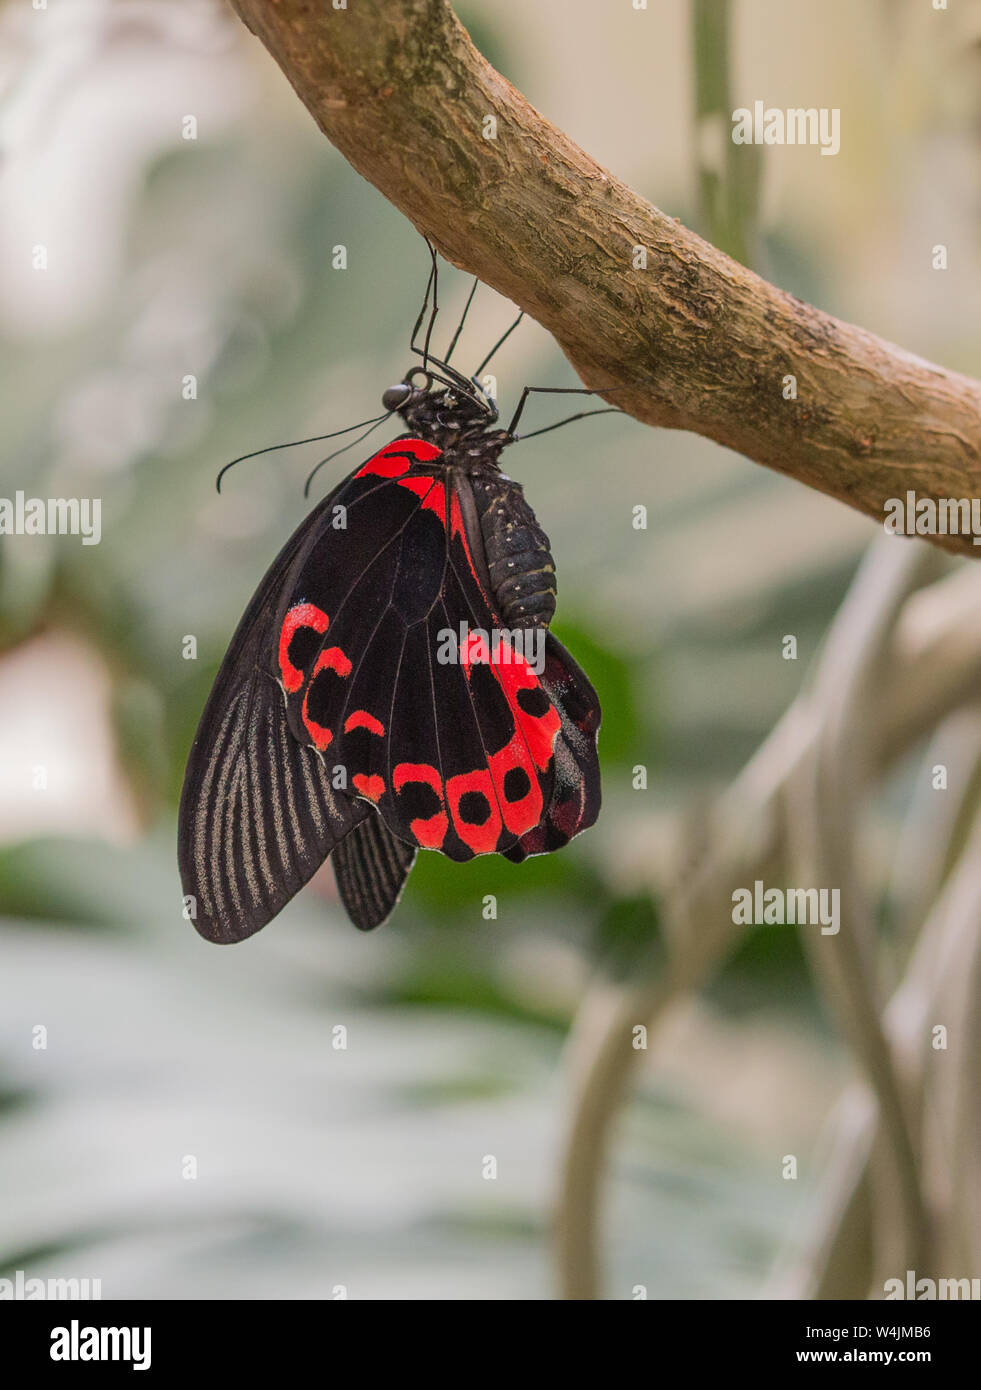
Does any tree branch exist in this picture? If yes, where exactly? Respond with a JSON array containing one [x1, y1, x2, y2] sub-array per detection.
[[229, 0, 981, 556]]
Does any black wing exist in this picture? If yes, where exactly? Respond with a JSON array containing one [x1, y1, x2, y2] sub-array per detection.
[[178, 485, 370, 943], [501, 632, 602, 862], [331, 812, 417, 931]]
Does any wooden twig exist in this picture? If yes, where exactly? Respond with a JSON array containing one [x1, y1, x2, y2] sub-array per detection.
[[230, 0, 981, 554]]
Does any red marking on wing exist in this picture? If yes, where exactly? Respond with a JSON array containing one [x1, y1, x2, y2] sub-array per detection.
[[449, 491, 483, 589], [301, 698, 333, 751], [488, 735, 544, 835], [393, 762, 449, 849], [312, 646, 352, 679], [356, 453, 409, 479], [461, 630, 560, 773], [386, 439, 441, 462], [300, 646, 351, 750], [409, 814, 448, 850], [497, 646, 560, 771], [446, 768, 503, 854], [278, 602, 329, 694], [356, 438, 442, 478], [353, 774, 385, 803], [397, 475, 429, 498], [394, 763, 441, 795], [344, 711, 385, 736], [398, 475, 446, 518]]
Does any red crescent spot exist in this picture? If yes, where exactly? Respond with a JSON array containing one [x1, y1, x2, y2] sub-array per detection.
[[344, 710, 385, 736], [312, 646, 352, 679], [394, 762, 442, 795], [279, 602, 329, 694], [446, 768, 503, 855], [299, 647, 350, 750], [301, 695, 332, 751], [353, 774, 385, 803], [393, 763, 448, 849]]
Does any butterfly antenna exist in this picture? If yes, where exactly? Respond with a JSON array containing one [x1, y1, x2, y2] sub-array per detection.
[[303, 410, 395, 498], [410, 265, 434, 351], [444, 277, 479, 365], [215, 413, 390, 493]]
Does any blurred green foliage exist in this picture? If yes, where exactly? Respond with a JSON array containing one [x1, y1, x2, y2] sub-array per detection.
[[3, 0, 963, 1299]]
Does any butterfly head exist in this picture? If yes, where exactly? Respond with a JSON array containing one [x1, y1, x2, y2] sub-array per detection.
[[382, 368, 509, 462]]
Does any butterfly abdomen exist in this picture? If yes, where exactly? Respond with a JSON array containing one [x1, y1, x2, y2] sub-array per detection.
[[470, 474, 557, 629]]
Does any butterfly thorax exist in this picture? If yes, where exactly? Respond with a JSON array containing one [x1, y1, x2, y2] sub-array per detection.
[[397, 387, 508, 464]]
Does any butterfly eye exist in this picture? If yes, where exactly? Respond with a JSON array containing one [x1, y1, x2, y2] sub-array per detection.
[[382, 384, 413, 412]]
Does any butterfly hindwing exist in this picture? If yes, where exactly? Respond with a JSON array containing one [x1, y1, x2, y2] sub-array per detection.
[[331, 811, 417, 931], [501, 632, 602, 862]]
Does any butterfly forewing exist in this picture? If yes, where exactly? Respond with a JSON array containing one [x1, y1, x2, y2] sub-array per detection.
[[178, 485, 371, 942]]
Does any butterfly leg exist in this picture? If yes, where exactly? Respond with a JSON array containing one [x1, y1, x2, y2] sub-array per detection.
[[473, 310, 525, 380], [410, 239, 441, 371], [445, 277, 479, 365], [506, 385, 623, 439]]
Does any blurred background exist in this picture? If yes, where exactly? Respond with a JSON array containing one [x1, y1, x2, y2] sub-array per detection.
[[1, 0, 979, 1300]]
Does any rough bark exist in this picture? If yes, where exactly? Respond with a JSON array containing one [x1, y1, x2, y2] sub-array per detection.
[[230, 0, 981, 557]]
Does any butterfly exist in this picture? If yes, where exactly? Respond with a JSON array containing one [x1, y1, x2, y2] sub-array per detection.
[[178, 256, 611, 941]]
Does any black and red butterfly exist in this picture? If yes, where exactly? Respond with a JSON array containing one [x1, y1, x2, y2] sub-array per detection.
[[179, 254, 611, 940]]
